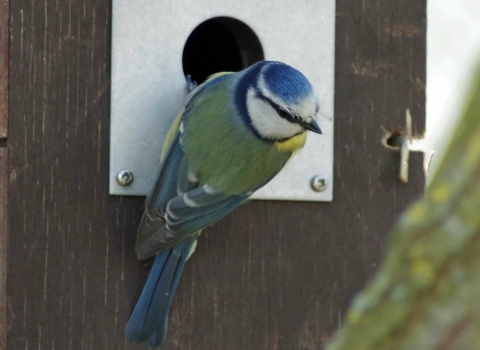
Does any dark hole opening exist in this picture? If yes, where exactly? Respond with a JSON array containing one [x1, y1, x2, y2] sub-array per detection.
[[386, 130, 406, 149], [182, 17, 264, 85]]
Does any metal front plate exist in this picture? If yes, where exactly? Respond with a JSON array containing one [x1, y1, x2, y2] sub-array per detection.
[[110, 0, 335, 201]]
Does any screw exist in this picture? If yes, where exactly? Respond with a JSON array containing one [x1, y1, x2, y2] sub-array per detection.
[[117, 170, 134, 186], [311, 176, 327, 192]]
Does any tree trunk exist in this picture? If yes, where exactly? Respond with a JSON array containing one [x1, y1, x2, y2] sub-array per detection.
[[327, 65, 480, 350]]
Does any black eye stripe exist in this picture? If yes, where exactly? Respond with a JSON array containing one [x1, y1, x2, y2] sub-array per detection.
[[277, 108, 292, 119], [254, 90, 299, 123]]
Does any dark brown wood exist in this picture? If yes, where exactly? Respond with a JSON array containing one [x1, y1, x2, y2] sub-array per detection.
[[7, 1, 426, 349], [0, 0, 8, 348], [0, 149, 7, 350], [0, 0, 8, 139]]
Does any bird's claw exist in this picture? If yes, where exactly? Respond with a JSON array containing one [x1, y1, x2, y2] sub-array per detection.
[[186, 74, 199, 92]]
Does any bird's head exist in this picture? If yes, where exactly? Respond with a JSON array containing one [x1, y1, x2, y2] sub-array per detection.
[[241, 61, 322, 141]]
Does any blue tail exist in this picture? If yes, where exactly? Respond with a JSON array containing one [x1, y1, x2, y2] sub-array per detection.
[[126, 237, 197, 348]]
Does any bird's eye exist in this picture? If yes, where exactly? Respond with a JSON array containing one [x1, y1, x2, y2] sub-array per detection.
[[277, 108, 293, 121]]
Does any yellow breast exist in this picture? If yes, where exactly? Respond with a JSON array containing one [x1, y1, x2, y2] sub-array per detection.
[[274, 132, 307, 153]]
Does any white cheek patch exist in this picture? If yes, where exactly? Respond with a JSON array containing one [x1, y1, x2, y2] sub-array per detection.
[[246, 88, 303, 139]]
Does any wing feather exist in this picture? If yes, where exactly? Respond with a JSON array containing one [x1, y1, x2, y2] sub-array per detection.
[[135, 72, 249, 260]]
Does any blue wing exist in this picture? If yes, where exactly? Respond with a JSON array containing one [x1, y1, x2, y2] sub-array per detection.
[[128, 72, 248, 348], [135, 74, 249, 260]]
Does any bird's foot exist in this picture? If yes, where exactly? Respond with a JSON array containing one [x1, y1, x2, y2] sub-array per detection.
[[186, 74, 198, 92]]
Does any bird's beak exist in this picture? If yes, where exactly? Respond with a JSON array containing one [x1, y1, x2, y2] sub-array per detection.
[[303, 119, 322, 134]]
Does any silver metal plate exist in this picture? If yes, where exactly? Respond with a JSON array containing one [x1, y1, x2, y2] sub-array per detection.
[[110, 0, 335, 201]]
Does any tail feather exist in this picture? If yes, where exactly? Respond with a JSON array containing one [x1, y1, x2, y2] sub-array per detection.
[[146, 326, 166, 350], [146, 246, 189, 348], [126, 236, 197, 347]]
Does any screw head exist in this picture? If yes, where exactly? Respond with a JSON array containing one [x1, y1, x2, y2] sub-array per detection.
[[311, 176, 327, 192], [117, 170, 134, 186]]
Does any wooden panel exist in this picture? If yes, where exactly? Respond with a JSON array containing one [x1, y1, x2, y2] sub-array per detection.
[[7, 1, 426, 349], [0, 0, 8, 138], [0, 149, 7, 350], [0, 0, 8, 347]]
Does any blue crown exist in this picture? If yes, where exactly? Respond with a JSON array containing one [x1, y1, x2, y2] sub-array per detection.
[[262, 62, 314, 104]]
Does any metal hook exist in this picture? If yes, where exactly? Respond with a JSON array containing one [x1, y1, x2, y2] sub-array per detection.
[[384, 109, 412, 183], [387, 135, 409, 183]]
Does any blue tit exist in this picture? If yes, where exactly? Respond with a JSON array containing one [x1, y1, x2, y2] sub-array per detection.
[[125, 61, 322, 348]]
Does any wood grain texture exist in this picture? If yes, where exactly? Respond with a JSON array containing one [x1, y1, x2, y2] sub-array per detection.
[[0, 0, 8, 139], [0, 149, 7, 350], [7, 0, 426, 349], [0, 0, 8, 347]]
